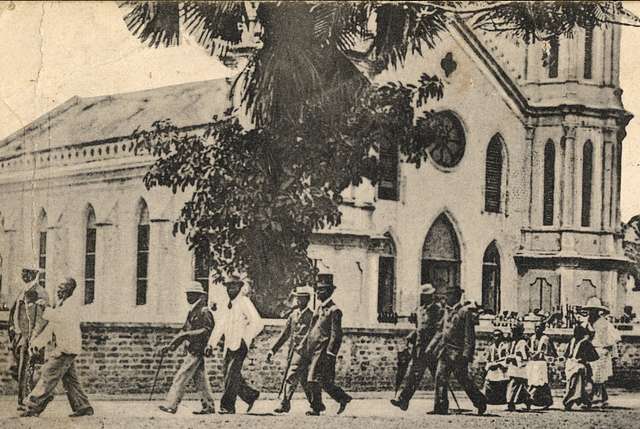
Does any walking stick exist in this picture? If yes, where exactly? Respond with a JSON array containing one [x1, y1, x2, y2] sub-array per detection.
[[449, 388, 462, 412], [149, 349, 167, 401], [278, 348, 294, 399]]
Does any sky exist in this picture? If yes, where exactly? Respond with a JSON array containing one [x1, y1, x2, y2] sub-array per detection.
[[1, 1, 640, 221]]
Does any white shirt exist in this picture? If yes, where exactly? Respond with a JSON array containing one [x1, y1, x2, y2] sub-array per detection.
[[36, 295, 83, 356], [208, 295, 263, 352]]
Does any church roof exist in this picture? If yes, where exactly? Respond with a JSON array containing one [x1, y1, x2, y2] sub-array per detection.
[[0, 78, 232, 157]]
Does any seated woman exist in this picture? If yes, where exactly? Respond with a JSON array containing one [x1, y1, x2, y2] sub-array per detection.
[[506, 323, 531, 411], [483, 329, 509, 405], [563, 325, 599, 411]]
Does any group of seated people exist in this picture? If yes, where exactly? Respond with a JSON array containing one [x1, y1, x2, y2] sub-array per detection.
[[483, 297, 621, 411]]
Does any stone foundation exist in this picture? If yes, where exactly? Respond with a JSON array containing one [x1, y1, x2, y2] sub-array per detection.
[[1, 321, 639, 396]]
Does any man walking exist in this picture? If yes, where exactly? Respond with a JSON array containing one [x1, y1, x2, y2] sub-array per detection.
[[428, 288, 487, 415], [293, 277, 352, 416], [267, 286, 314, 413], [207, 275, 263, 414], [391, 283, 443, 411], [21, 278, 94, 418], [8, 266, 49, 410], [158, 281, 215, 415]]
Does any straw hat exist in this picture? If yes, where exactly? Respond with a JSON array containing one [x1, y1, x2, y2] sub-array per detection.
[[185, 281, 207, 295], [583, 296, 610, 315], [420, 283, 436, 295]]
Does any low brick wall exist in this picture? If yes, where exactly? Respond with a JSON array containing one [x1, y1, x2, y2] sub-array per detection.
[[0, 321, 639, 396]]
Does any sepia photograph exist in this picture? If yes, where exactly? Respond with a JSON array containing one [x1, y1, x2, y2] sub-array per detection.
[[1, 1, 640, 428]]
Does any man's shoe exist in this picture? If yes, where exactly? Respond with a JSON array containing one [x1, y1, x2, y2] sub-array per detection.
[[218, 408, 235, 415], [305, 409, 321, 416], [477, 402, 487, 416], [246, 392, 260, 413], [337, 397, 351, 415], [158, 405, 177, 414], [274, 402, 291, 414], [193, 408, 215, 415], [69, 407, 94, 418], [427, 410, 449, 415], [19, 410, 40, 418], [16, 404, 26, 412], [390, 399, 409, 411], [507, 403, 515, 412]]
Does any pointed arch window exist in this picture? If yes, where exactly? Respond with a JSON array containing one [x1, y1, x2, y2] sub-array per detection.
[[584, 27, 594, 79], [485, 135, 504, 213], [581, 141, 594, 227], [421, 214, 461, 297], [37, 211, 47, 289], [482, 242, 500, 315], [376, 239, 396, 322], [548, 36, 560, 78], [84, 206, 97, 304], [543, 141, 556, 226], [193, 242, 210, 293], [136, 201, 150, 306]]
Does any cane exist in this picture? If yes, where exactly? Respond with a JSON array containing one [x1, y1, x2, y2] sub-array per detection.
[[149, 348, 167, 401], [449, 389, 462, 413], [278, 349, 294, 399]]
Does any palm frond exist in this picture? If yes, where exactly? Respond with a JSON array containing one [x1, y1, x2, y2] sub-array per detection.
[[311, 2, 372, 52], [121, 1, 181, 48], [182, 1, 247, 56]]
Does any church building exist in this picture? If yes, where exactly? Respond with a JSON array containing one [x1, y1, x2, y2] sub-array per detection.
[[0, 19, 633, 329]]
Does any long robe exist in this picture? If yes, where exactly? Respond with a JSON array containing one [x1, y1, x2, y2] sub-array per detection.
[[527, 334, 554, 408], [483, 342, 509, 405], [562, 337, 599, 410], [586, 317, 620, 407], [506, 338, 530, 406]]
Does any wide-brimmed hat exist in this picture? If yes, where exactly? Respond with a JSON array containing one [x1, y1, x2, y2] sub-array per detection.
[[492, 329, 504, 337], [292, 286, 313, 297], [185, 281, 207, 295], [420, 283, 436, 295], [223, 274, 244, 287], [583, 297, 609, 315]]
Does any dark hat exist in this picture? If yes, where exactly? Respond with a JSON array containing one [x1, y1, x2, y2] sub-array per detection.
[[223, 274, 244, 287], [316, 275, 335, 290]]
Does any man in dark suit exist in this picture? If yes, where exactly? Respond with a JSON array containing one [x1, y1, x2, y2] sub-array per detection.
[[391, 283, 443, 411], [428, 288, 487, 415], [287, 277, 352, 416], [267, 286, 314, 413]]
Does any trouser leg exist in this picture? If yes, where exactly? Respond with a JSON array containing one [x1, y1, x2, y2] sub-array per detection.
[[308, 382, 323, 412], [192, 356, 215, 410], [61, 357, 91, 412], [25, 354, 74, 414], [398, 354, 429, 404], [452, 362, 486, 409], [221, 342, 258, 410], [433, 357, 451, 414], [165, 353, 200, 409]]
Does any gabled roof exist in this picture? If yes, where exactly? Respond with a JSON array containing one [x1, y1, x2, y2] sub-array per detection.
[[0, 78, 232, 157]]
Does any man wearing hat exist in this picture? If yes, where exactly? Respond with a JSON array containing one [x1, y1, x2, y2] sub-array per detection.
[[207, 274, 263, 414], [289, 276, 352, 415], [8, 266, 49, 410], [158, 281, 215, 415], [582, 297, 620, 408], [428, 288, 487, 415], [266, 286, 314, 413], [391, 283, 443, 411]]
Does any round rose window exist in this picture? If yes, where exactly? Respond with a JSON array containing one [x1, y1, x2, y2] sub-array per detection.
[[429, 112, 466, 169]]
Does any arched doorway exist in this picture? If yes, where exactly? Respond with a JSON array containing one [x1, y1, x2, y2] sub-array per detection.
[[421, 214, 461, 296], [482, 242, 500, 314]]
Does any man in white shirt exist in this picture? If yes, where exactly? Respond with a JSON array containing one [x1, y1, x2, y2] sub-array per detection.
[[206, 275, 263, 414], [21, 277, 93, 418]]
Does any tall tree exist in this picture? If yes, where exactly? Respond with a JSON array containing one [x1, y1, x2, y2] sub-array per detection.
[[122, 1, 638, 313]]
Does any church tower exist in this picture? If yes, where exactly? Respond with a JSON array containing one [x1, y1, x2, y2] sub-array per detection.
[[515, 24, 632, 316]]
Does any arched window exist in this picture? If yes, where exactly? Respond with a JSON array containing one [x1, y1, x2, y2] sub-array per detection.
[[584, 27, 594, 79], [481, 242, 500, 314], [376, 239, 396, 321], [37, 210, 47, 289], [548, 36, 560, 78], [193, 242, 210, 293], [543, 141, 556, 226], [136, 201, 150, 306], [421, 213, 461, 297], [378, 140, 399, 200], [485, 135, 504, 213], [581, 141, 594, 227], [84, 206, 97, 304]]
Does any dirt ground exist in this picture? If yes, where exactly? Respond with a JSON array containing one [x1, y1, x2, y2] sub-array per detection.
[[1, 392, 638, 429]]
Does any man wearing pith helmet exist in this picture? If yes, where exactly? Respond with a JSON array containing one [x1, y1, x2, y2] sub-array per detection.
[[158, 281, 215, 415]]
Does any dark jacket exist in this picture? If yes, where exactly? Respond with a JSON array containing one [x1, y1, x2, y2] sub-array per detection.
[[427, 302, 475, 363], [299, 299, 342, 357], [414, 301, 444, 350], [183, 299, 214, 355], [271, 307, 313, 356]]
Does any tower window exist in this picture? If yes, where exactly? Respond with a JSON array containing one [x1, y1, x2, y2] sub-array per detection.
[[581, 141, 593, 227], [543, 141, 556, 226], [584, 27, 593, 79], [548, 36, 559, 79]]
